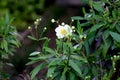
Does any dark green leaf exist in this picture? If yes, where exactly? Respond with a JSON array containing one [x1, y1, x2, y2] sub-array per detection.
[[69, 60, 83, 78], [92, 66, 98, 80], [47, 66, 56, 78], [31, 63, 47, 79], [68, 71, 75, 80], [60, 67, 67, 80], [26, 60, 39, 65], [44, 47, 56, 54], [93, 2, 104, 12]]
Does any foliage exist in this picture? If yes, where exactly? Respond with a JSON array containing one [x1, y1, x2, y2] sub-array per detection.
[[0, 0, 45, 30], [0, 13, 20, 79], [28, 0, 120, 80]]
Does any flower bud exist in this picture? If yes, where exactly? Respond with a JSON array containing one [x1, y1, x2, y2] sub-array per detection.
[[51, 19, 55, 23], [61, 22, 65, 26]]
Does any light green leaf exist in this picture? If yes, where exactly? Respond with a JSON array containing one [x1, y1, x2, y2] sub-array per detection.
[[29, 54, 55, 60], [39, 37, 48, 40], [109, 31, 120, 42], [1, 39, 8, 52], [30, 51, 40, 56], [71, 16, 85, 20], [28, 36, 37, 41], [90, 22, 104, 32]]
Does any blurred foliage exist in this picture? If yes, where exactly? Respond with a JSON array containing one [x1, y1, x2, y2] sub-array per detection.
[[0, 0, 45, 30], [0, 13, 20, 79]]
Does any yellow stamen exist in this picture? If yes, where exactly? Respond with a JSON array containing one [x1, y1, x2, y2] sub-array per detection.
[[61, 29, 67, 35]]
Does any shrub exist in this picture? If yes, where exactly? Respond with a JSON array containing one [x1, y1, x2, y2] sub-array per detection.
[[28, 0, 120, 80]]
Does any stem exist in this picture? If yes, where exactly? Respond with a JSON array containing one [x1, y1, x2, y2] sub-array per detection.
[[35, 27, 42, 51], [99, 60, 102, 80], [67, 37, 71, 66], [67, 45, 70, 65]]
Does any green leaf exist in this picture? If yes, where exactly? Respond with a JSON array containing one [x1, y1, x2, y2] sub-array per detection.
[[116, 26, 120, 34], [60, 67, 67, 80], [39, 37, 48, 41], [71, 55, 88, 63], [112, 10, 117, 19], [93, 2, 104, 12], [90, 22, 104, 32], [48, 58, 61, 67], [71, 16, 85, 20], [9, 40, 19, 47], [84, 41, 90, 55], [109, 31, 120, 42], [44, 47, 56, 54], [92, 66, 98, 80], [69, 60, 83, 78], [30, 51, 40, 56], [29, 54, 55, 60], [28, 36, 37, 41], [1, 39, 8, 52], [31, 63, 46, 79], [26, 60, 39, 65], [47, 66, 56, 78], [68, 71, 75, 80]]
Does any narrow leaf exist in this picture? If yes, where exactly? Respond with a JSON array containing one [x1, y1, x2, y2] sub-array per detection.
[[69, 60, 82, 78], [31, 63, 46, 79], [47, 66, 56, 78], [109, 31, 120, 42], [28, 36, 37, 41], [71, 16, 85, 20], [30, 51, 40, 56], [90, 22, 104, 32]]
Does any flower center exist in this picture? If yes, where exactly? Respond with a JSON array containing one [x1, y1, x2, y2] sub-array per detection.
[[60, 29, 67, 35]]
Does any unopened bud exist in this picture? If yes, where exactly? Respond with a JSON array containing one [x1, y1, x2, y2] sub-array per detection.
[[72, 19, 74, 22], [51, 19, 55, 23], [72, 26, 75, 29], [34, 21, 38, 25], [44, 27, 47, 30], [28, 26, 31, 30], [80, 35, 83, 39], [61, 22, 65, 26]]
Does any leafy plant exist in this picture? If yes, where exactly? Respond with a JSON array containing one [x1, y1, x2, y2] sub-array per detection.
[[0, 13, 20, 79], [0, 0, 45, 30], [28, 0, 120, 80]]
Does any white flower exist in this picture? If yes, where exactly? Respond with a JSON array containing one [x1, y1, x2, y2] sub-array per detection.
[[55, 24, 72, 39]]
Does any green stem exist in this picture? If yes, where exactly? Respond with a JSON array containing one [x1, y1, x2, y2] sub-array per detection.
[[67, 37, 71, 66], [35, 27, 42, 51], [67, 46, 71, 66]]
